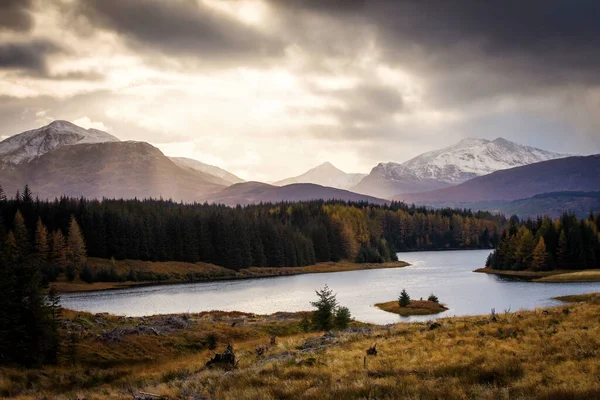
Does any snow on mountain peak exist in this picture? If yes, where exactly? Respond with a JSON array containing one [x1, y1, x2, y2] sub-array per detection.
[[0, 120, 120, 165], [398, 137, 569, 184]]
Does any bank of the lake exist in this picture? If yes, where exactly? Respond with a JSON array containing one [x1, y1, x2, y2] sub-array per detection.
[[474, 267, 600, 283], [3, 295, 600, 399], [53, 258, 409, 293], [375, 300, 448, 316], [60, 250, 600, 323]]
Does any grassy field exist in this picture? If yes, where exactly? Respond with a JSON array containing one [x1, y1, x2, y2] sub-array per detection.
[[535, 269, 600, 283], [2, 294, 600, 399], [473, 267, 600, 282], [52, 258, 409, 293], [375, 300, 448, 316]]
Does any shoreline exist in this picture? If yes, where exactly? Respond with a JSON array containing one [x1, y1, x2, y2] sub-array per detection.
[[474, 267, 600, 283], [5, 294, 600, 399], [52, 259, 410, 294]]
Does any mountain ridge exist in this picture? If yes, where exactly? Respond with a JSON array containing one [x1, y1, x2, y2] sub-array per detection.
[[396, 154, 600, 205], [352, 137, 570, 198], [170, 157, 244, 186], [201, 181, 387, 206]]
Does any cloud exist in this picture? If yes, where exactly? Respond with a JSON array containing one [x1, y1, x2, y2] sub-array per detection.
[[72, 0, 283, 65], [72, 116, 108, 131], [0, 40, 62, 75], [0, 0, 34, 32]]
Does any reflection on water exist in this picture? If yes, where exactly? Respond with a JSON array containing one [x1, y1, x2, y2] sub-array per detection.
[[61, 250, 600, 324]]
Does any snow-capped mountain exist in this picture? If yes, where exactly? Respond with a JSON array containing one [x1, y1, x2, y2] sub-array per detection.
[[352, 137, 571, 199], [170, 157, 244, 186], [274, 162, 366, 190], [0, 120, 120, 166]]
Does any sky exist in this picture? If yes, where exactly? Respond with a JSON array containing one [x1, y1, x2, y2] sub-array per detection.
[[1, 0, 599, 182]]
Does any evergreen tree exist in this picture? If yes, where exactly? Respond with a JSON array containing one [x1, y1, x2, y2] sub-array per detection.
[[398, 289, 410, 307], [516, 228, 535, 269], [557, 230, 568, 269], [333, 306, 352, 329], [310, 285, 337, 331], [531, 237, 548, 271], [0, 184, 6, 202], [12, 210, 31, 258]]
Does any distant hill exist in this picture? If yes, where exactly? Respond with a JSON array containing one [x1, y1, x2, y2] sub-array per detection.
[[274, 162, 366, 190], [496, 192, 600, 219], [170, 157, 244, 186], [396, 154, 600, 205], [2, 141, 224, 201], [201, 181, 387, 206], [353, 137, 570, 199]]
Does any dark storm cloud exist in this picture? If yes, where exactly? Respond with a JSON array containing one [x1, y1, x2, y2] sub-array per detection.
[[73, 0, 283, 63], [0, 40, 62, 76], [327, 84, 404, 126], [275, 0, 600, 105], [0, 0, 34, 32]]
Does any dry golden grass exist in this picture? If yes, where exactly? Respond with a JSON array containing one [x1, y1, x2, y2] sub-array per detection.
[[54, 259, 409, 293], [535, 269, 600, 283], [554, 292, 600, 305], [375, 300, 448, 316], [2, 294, 600, 399]]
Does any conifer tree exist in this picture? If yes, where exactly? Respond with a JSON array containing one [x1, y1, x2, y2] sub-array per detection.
[[398, 289, 410, 307], [333, 306, 352, 329], [532, 237, 548, 271], [67, 216, 87, 270], [12, 210, 30, 257], [310, 284, 337, 331], [0, 184, 6, 202], [516, 228, 535, 269], [557, 230, 568, 269], [34, 218, 50, 263], [50, 230, 68, 270]]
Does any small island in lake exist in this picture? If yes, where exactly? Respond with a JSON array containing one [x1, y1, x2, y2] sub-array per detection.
[[375, 300, 448, 316], [375, 290, 448, 316]]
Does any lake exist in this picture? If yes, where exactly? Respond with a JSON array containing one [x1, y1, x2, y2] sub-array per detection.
[[61, 250, 600, 324]]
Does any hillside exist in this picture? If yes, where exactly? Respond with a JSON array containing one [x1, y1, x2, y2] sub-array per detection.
[[2, 296, 599, 399], [201, 181, 388, 206], [397, 154, 600, 205], [353, 137, 570, 199], [2, 141, 224, 201], [171, 156, 244, 186], [274, 162, 366, 190]]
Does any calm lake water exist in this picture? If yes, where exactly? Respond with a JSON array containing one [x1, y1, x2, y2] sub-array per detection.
[[61, 250, 600, 324]]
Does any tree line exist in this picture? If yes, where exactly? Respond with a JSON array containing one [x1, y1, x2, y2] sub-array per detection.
[[486, 213, 600, 271], [0, 185, 506, 276]]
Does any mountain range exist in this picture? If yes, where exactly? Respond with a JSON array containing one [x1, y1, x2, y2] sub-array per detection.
[[397, 154, 600, 205], [351, 137, 569, 199], [273, 162, 366, 190], [1, 120, 597, 218]]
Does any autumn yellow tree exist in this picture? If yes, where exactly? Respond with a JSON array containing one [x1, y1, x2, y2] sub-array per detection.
[[531, 237, 548, 271], [50, 230, 68, 269], [34, 218, 49, 264], [67, 216, 87, 270]]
